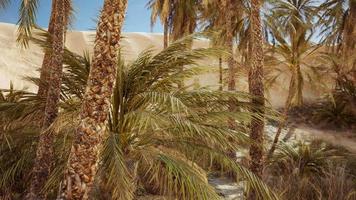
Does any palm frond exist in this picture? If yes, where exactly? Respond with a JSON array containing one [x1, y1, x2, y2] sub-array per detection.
[[17, 0, 40, 47]]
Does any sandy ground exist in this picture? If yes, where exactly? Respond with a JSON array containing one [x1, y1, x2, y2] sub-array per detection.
[[294, 126, 356, 153]]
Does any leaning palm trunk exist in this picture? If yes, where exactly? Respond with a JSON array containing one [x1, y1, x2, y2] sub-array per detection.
[[26, 0, 65, 199], [248, 1, 265, 199], [267, 70, 297, 158], [37, 0, 57, 99], [59, 0, 128, 199]]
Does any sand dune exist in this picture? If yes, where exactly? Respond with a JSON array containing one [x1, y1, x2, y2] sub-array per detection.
[[0, 23, 169, 92], [0, 22, 329, 107]]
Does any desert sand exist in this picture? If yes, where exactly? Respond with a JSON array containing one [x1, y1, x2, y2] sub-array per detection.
[[0, 22, 328, 107]]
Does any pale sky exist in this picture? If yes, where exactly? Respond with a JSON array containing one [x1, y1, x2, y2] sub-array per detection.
[[0, 0, 164, 32]]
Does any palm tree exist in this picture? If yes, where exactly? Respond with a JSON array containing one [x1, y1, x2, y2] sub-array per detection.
[[200, 2, 227, 91], [206, 0, 241, 93], [59, 0, 128, 199], [148, 0, 171, 48], [15, 0, 73, 98], [148, 0, 198, 43], [25, 0, 67, 199], [319, 0, 356, 84], [225, 0, 248, 94], [0, 35, 279, 199], [36, 0, 58, 98], [265, 29, 322, 157], [266, 0, 319, 157], [5, 0, 73, 198], [148, 0, 199, 88], [248, 0, 265, 196], [201, 0, 251, 94]]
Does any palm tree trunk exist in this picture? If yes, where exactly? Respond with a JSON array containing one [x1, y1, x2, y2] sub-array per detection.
[[248, 0, 265, 199], [26, 0, 65, 199], [248, 0, 265, 179], [37, 0, 57, 99], [163, 18, 169, 49], [226, 0, 235, 92], [295, 64, 304, 106], [219, 57, 223, 91], [267, 71, 296, 158], [225, 0, 237, 130], [59, 1, 128, 199]]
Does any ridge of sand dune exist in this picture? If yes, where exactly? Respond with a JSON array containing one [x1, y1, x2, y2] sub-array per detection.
[[0, 22, 330, 107], [0, 23, 170, 93]]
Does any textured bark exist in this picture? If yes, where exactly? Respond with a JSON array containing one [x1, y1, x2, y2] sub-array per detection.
[[226, 0, 235, 92], [224, 0, 237, 130], [37, 0, 57, 99], [163, 18, 169, 49], [248, 0, 265, 199], [26, 0, 65, 199], [59, 1, 128, 199], [295, 64, 304, 106]]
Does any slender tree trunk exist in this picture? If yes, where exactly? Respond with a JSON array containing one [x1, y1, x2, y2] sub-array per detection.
[[268, 71, 296, 158], [37, 0, 57, 99], [26, 0, 65, 199], [248, 0, 265, 199], [219, 57, 223, 91], [224, 0, 237, 130], [295, 64, 304, 106], [59, 1, 128, 199], [226, 0, 235, 92], [163, 18, 169, 49]]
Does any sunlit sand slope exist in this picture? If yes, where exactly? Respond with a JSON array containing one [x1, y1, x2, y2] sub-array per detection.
[[0, 22, 328, 107]]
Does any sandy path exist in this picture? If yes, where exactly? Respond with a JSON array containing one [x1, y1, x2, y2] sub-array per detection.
[[294, 126, 356, 153]]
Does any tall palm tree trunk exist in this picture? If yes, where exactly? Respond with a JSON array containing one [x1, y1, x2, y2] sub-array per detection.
[[224, 0, 237, 131], [226, 0, 235, 92], [163, 18, 169, 49], [37, 0, 57, 99], [248, 0, 265, 199], [59, 1, 128, 199], [26, 0, 65, 199]]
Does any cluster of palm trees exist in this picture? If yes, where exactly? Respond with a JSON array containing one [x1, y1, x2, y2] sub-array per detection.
[[0, 0, 355, 199]]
